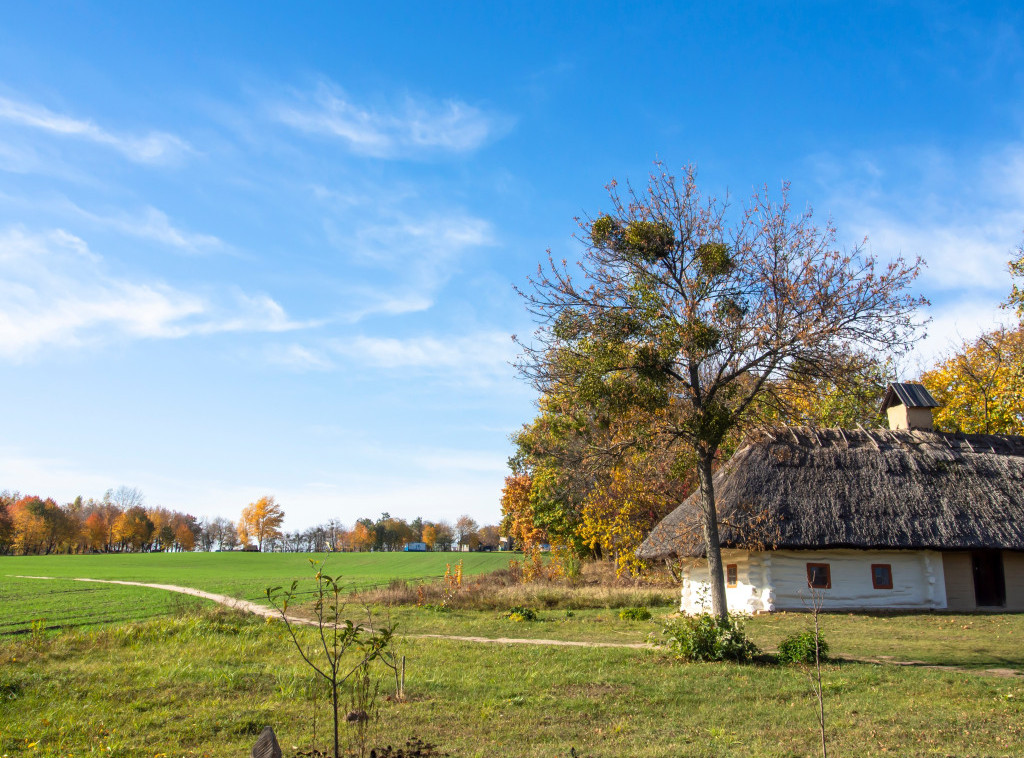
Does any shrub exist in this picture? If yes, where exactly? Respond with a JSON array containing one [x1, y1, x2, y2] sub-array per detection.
[[661, 613, 760, 662], [777, 630, 829, 664], [504, 606, 538, 622], [619, 606, 652, 621]]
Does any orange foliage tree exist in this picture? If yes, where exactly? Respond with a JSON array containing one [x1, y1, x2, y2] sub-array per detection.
[[421, 523, 437, 551], [10, 496, 77, 555]]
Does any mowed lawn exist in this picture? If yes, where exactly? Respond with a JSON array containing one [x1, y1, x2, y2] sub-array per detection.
[[0, 551, 510, 634]]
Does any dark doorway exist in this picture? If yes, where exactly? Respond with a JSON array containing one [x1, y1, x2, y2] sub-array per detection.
[[971, 551, 1006, 607]]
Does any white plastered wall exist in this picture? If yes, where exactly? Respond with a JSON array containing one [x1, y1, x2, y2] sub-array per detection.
[[680, 549, 948, 613]]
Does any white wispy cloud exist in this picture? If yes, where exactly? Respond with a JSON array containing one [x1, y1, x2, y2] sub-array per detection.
[[330, 331, 516, 386], [69, 203, 224, 252], [808, 142, 1024, 362], [0, 95, 191, 164], [0, 227, 312, 359], [273, 82, 508, 158], [263, 343, 336, 371], [320, 209, 495, 321], [262, 330, 518, 384], [812, 145, 1024, 290]]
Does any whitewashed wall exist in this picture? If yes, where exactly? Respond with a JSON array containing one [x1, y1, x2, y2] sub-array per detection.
[[680, 549, 949, 613], [679, 550, 773, 614]]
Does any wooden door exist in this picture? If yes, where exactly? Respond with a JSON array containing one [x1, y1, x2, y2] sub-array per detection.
[[972, 551, 1006, 607]]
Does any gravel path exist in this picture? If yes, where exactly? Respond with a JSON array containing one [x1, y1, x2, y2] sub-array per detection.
[[12, 574, 652, 649]]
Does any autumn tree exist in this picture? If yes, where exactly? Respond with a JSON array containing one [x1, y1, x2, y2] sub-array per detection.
[[109, 485, 145, 511], [477, 524, 501, 549], [219, 520, 240, 551], [1007, 244, 1024, 322], [83, 512, 109, 552], [432, 520, 455, 551], [518, 164, 924, 617], [455, 515, 479, 550], [579, 445, 692, 577], [238, 495, 285, 552], [921, 325, 1024, 435], [0, 491, 16, 554], [350, 520, 375, 552], [9, 496, 77, 555], [174, 520, 197, 551], [375, 514, 415, 551], [500, 474, 544, 551], [421, 523, 438, 550], [113, 506, 154, 552]]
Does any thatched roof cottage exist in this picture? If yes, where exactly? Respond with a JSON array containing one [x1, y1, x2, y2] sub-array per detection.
[[637, 383, 1024, 613]]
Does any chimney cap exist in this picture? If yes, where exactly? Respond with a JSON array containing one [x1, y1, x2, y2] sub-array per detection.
[[880, 382, 940, 414]]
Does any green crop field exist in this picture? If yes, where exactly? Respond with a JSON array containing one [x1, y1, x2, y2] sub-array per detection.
[[0, 551, 511, 634], [0, 576, 210, 635]]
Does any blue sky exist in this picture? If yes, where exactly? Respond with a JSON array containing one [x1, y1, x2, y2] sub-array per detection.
[[0, 3, 1021, 529]]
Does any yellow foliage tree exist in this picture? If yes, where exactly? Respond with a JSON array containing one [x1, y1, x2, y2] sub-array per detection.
[[238, 495, 285, 552], [579, 456, 683, 577], [500, 474, 544, 552], [921, 325, 1024, 435], [1007, 245, 1024, 322], [350, 521, 375, 552], [421, 523, 437, 551]]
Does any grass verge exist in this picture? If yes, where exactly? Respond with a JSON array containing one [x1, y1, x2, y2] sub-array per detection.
[[1, 606, 1022, 758]]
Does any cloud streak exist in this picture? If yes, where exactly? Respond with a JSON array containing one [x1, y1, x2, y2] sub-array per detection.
[[0, 95, 191, 164], [69, 203, 224, 253], [808, 142, 1024, 362], [273, 82, 508, 158], [0, 227, 312, 359]]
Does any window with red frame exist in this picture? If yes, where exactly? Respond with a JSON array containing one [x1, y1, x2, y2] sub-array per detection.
[[871, 563, 893, 589], [806, 563, 831, 589]]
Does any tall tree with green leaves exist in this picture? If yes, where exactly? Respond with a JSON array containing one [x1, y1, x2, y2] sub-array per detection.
[[517, 164, 924, 617]]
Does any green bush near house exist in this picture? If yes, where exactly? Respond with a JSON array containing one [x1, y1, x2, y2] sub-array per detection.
[[661, 613, 760, 662], [777, 630, 829, 664]]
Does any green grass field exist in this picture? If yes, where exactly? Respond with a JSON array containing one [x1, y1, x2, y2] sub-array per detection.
[[1, 552, 510, 634], [1, 607, 1022, 758], [3, 553, 1024, 757], [0, 575, 210, 635]]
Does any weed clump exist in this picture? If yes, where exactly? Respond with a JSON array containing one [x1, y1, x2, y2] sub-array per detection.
[[661, 613, 760, 662], [777, 629, 829, 664], [503, 606, 538, 622], [618, 607, 652, 621]]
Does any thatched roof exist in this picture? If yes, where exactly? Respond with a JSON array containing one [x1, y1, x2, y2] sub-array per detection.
[[637, 427, 1024, 560]]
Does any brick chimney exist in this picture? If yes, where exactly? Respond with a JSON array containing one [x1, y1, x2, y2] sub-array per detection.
[[880, 383, 940, 431]]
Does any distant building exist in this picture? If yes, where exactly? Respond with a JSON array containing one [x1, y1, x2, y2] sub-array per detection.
[[403, 542, 427, 552]]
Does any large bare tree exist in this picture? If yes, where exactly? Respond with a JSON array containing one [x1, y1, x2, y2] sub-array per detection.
[[517, 164, 925, 617]]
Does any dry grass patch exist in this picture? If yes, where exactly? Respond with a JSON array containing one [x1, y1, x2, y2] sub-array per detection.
[[350, 561, 678, 611]]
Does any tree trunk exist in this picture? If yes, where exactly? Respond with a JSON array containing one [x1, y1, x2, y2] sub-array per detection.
[[697, 452, 728, 619], [331, 677, 340, 758]]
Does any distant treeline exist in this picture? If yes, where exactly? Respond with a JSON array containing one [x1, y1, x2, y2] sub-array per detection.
[[0, 487, 500, 556]]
